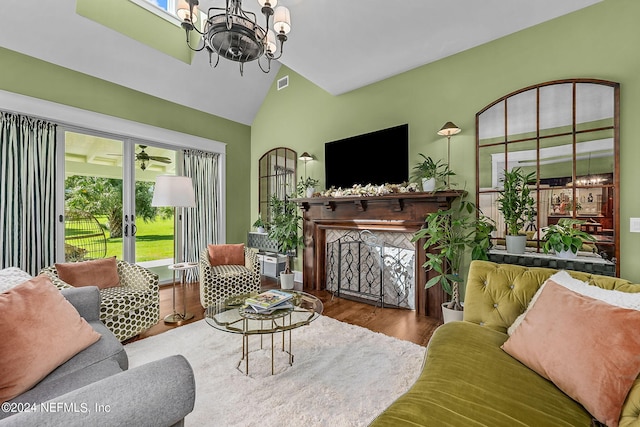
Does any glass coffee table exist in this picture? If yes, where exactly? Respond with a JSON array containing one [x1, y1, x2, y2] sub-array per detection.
[[205, 289, 323, 375]]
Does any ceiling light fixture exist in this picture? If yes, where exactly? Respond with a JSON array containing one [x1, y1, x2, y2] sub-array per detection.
[[177, 0, 291, 76]]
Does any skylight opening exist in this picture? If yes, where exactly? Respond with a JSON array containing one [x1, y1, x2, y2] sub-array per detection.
[[129, 0, 182, 26]]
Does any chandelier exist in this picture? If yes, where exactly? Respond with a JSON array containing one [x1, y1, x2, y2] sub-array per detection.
[[176, 0, 291, 76]]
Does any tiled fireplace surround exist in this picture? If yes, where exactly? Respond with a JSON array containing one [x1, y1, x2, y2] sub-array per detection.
[[294, 191, 463, 321]]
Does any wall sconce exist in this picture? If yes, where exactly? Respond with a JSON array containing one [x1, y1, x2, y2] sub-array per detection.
[[299, 152, 313, 180], [437, 122, 461, 188]]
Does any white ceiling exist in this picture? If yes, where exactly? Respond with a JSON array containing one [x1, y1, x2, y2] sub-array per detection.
[[0, 0, 601, 126]]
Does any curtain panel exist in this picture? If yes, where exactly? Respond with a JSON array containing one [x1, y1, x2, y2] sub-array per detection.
[[182, 149, 221, 281], [0, 112, 57, 275]]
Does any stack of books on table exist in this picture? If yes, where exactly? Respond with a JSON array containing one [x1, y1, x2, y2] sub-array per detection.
[[244, 290, 294, 314]]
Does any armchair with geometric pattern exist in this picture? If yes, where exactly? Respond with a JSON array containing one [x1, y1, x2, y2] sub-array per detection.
[[40, 260, 160, 342], [198, 245, 261, 308]]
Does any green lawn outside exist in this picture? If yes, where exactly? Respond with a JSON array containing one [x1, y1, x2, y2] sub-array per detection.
[[95, 215, 174, 262]]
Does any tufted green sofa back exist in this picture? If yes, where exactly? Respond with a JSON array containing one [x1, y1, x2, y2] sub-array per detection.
[[463, 260, 640, 334], [463, 260, 640, 426]]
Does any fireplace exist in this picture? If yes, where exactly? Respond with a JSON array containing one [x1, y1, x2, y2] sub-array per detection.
[[293, 191, 463, 321], [326, 229, 416, 309]]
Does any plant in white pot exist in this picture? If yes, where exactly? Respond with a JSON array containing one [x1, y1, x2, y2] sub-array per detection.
[[497, 168, 536, 254], [267, 194, 304, 290], [542, 218, 596, 259], [412, 200, 495, 322], [297, 177, 320, 198], [410, 154, 453, 192], [252, 216, 267, 234]]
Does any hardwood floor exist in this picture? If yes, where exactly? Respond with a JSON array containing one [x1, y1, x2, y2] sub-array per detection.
[[126, 277, 441, 347]]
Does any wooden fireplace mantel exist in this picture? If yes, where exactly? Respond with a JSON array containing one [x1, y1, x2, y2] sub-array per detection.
[[292, 190, 464, 320]]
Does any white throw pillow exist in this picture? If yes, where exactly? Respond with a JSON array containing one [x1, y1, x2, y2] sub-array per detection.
[[507, 270, 640, 335], [0, 267, 33, 294]]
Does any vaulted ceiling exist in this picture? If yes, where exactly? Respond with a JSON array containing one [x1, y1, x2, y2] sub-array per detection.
[[0, 0, 601, 126]]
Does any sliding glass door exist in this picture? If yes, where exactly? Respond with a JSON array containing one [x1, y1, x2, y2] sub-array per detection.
[[60, 130, 178, 280]]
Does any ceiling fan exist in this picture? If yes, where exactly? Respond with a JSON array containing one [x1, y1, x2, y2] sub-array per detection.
[[135, 146, 171, 170], [109, 146, 172, 170]]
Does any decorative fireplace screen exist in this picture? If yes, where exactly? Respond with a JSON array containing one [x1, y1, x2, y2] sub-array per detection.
[[326, 230, 415, 310]]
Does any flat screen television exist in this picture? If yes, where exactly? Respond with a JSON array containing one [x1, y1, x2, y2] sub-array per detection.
[[325, 124, 409, 189]]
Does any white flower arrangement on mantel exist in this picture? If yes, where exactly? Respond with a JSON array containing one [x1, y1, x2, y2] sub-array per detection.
[[318, 182, 420, 198]]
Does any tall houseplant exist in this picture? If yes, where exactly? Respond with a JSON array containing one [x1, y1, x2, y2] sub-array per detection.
[[412, 200, 495, 320], [410, 154, 454, 192], [497, 168, 536, 254], [542, 218, 596, 259], [267, 194, 304, 289]]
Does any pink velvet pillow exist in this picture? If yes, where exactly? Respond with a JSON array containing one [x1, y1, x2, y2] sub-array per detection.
[[208, 244, 245, 266], [502, 281, 640, 427], [0, 275, 101, 403], [55, 257, 120, 289]]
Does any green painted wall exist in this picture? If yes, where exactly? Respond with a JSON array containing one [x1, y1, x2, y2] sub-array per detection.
[[0, 46, 251, 245], [252, 0, 640, 281], [76, 0, 192, 63]]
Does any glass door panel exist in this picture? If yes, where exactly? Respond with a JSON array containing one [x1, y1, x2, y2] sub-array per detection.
[[63, 131, 125, 261], [133, 144, 177, 274], [63, 132, 179, 284]]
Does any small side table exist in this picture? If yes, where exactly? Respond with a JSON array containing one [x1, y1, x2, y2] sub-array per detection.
[[165, 262, 198, 324]]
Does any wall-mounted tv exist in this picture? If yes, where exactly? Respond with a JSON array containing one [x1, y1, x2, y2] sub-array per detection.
[[325, 124, 409, 189]]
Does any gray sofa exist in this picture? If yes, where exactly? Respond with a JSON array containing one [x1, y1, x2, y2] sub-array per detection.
[[0, 286, 196, 427]]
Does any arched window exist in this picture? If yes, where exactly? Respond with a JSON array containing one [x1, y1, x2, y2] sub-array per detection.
[[258, 147, 297, 222]]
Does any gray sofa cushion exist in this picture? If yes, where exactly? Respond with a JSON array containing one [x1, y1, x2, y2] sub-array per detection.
[[0, 355, 195, 427], [4, 359, 122, 413], [41, 320, 127, 386]]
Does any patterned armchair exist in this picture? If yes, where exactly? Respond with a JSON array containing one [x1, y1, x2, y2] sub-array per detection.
[[41, 260, 160, 342], [199, 246, 261, 308]]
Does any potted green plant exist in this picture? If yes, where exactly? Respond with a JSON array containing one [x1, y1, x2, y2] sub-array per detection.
[[412, 200, 495, 322], [297, 177, 320, 198], [497, 168, 536, 254], [542, 218, 596, 259], [252, 216, 267, 234], [267, 194, 304, 289], [410, 154, 454, 192]]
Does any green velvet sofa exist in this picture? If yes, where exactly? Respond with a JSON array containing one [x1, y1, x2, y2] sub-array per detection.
[[371, 260, 640, 426]]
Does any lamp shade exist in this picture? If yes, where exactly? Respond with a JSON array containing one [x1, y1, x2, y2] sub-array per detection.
[[299, 152, 313, 161], [437, 122, 461, 137], [151, 175, 196, 208], [266, 30, 277, 55], [274, 6, 291, 35], [176, 0, 198, 23]]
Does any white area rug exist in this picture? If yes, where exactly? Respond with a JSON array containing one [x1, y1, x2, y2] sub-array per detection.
[[125, 316, 425, 427]]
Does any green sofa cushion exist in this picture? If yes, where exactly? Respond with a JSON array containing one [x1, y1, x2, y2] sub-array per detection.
[[463, 260, 640, 334], [370, 321, 592, 427]]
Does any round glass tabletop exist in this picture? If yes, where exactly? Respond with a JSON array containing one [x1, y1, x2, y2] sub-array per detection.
[[205, 289, 323, 335]]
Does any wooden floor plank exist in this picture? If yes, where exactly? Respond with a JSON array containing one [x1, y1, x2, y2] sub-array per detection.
[[126, 277, 440, 347]]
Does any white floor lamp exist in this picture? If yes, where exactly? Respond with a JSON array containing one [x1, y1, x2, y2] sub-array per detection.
[[152, 175, 196, 324]]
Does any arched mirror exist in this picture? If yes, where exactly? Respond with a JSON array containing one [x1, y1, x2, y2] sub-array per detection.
[[258, 147, 297, 222], [476, 79, 619, 275]]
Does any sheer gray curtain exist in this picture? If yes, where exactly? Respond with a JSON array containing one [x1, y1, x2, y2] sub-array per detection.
[[182, 149, 221, 281], [0, 112, 57, 275]]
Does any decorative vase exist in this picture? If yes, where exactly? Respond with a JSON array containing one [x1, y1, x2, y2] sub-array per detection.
[[256, 226, 265, 234], [505, 235, 526, 254], [557, 249, 578, 259], [442, 303, 464, 323], [305, 187, 315, 198], [280, 273, 295, 290], [421, 177, 436, 192]]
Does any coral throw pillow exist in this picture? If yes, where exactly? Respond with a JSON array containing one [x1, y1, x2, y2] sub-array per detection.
[[208, 244, 245, 266], [502, 281, 640, 427], [55, 257, 120, 289], [0, 275, 101, 403]]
